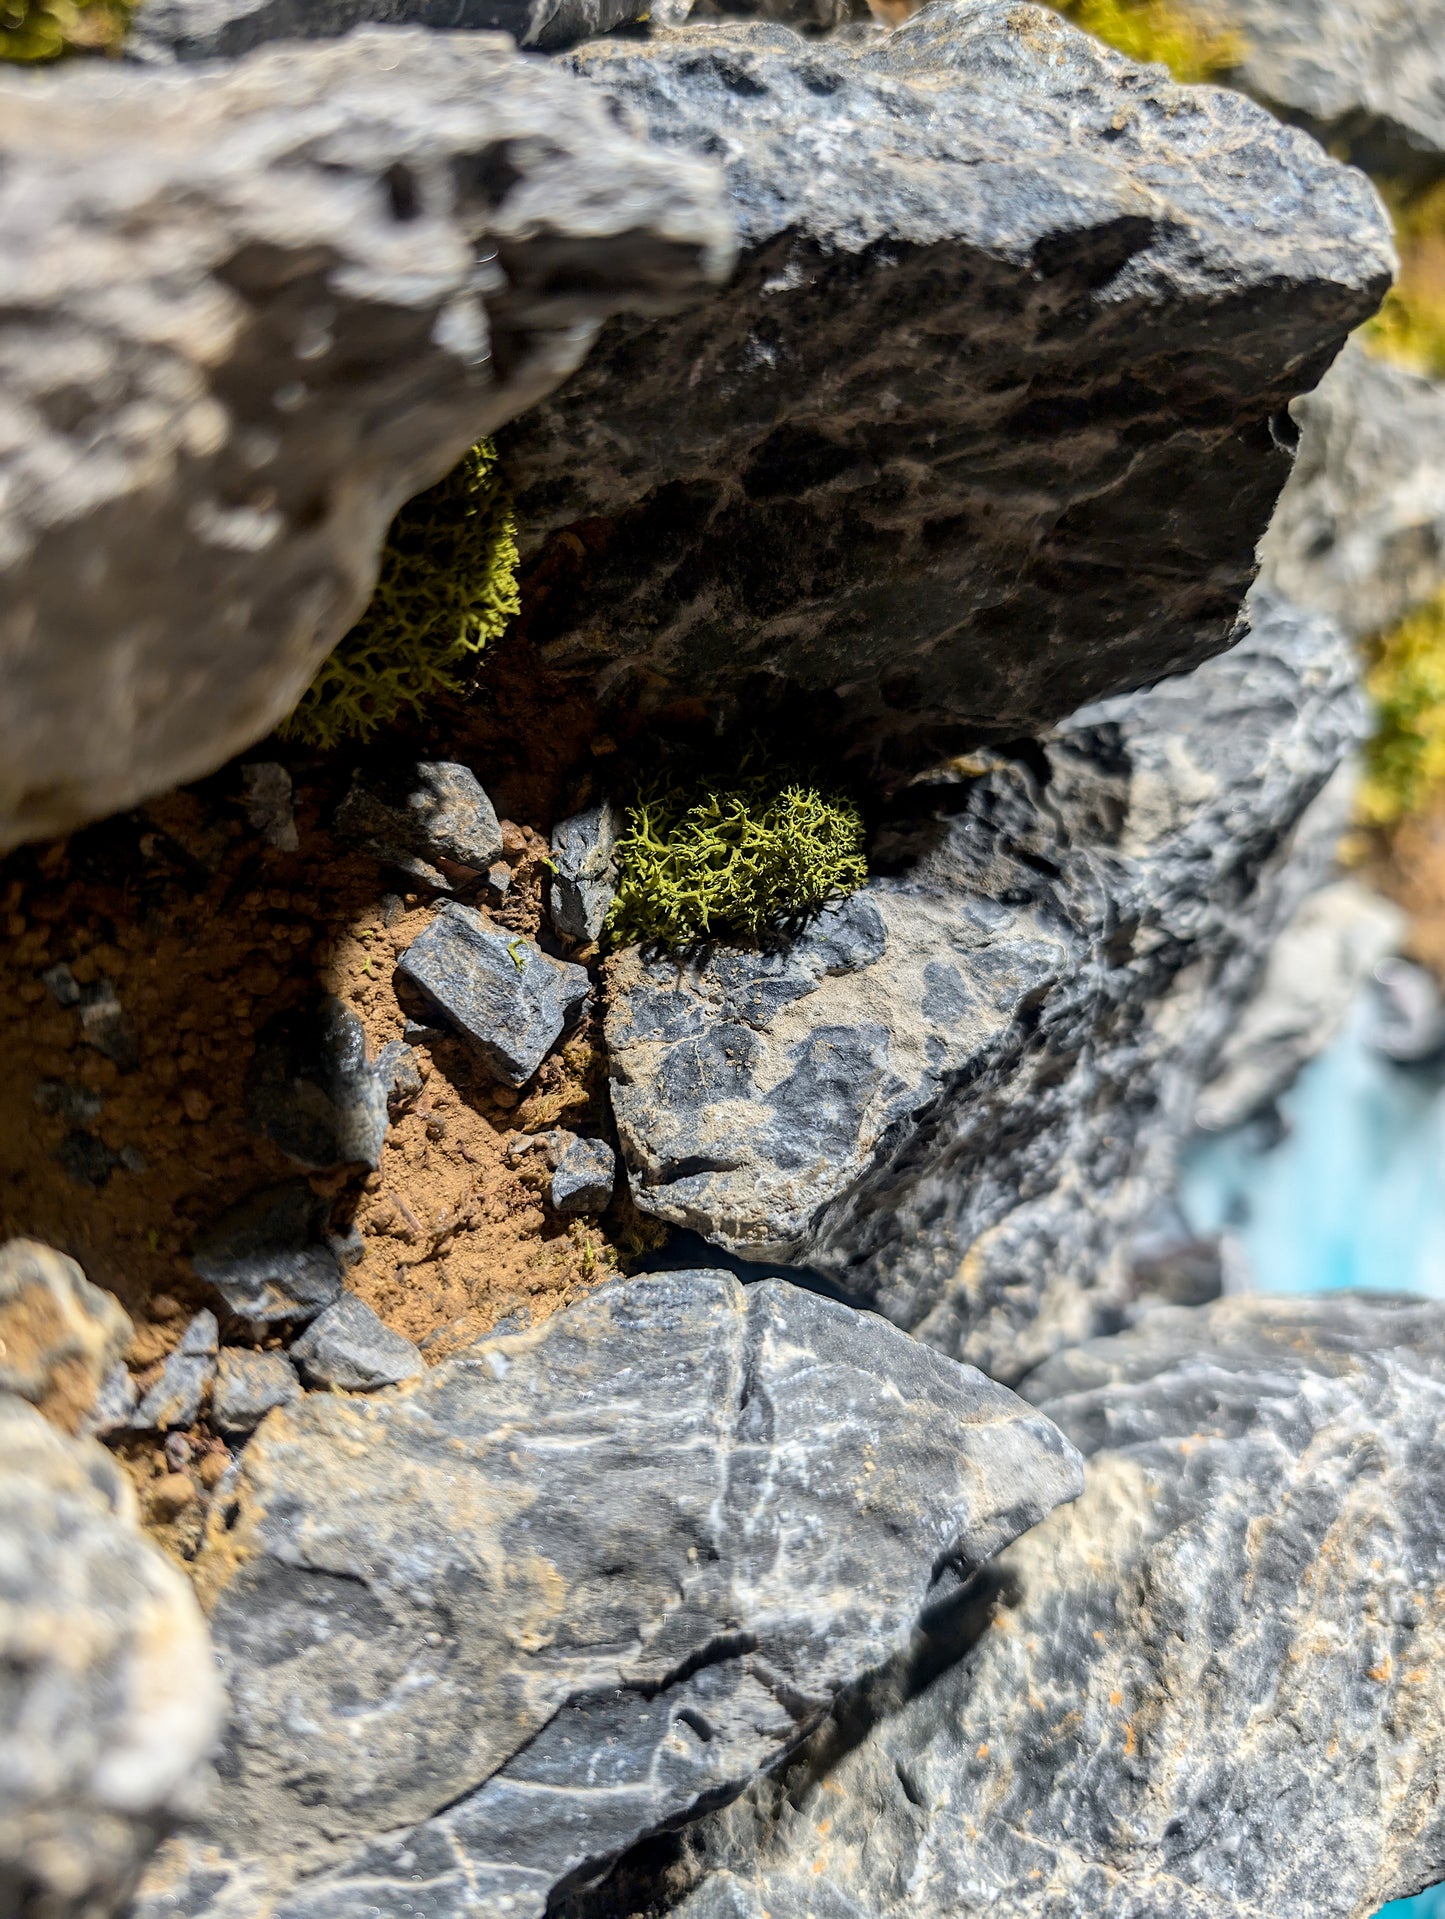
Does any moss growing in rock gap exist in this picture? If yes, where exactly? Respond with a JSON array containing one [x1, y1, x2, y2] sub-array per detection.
[[283, 438, 520, 751], [1360, 586, 1445, 825], [605, 759, 869, 951], [0, 0, 131, 59], [1045, 0, 1244, 84], [1362, 178, 1445, 382]]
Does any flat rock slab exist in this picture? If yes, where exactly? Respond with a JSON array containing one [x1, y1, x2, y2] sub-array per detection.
[[659, 1294, 1445, 1919], [0, 29, 732, 850], [130, 1270, 1082, 1919], [499, 0, 1390, 777], [607, 591, 1365, 1381]]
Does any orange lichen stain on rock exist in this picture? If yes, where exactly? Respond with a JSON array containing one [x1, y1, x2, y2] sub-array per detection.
[[1122, 1721, 1138, 1756], [1368, 1656, 1394, 1684], [1108, 1688, 1124, 1708], [976, 1743, 990, 1761]]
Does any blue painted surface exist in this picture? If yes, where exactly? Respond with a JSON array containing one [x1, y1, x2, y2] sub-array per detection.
[[1378, 1890, 1445, 1919]]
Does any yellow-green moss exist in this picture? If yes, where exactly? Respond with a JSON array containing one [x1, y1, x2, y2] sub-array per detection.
[[1047, 0, 1244, 84], [0, 0, 130, 60], [1359, 586, 1445, 825], [283, 438, 520, 752], [1361, 178, 1445, 382], [605, 763, 868, 950]]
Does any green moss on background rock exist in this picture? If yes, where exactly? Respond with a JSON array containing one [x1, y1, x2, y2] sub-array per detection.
[[283, 439, 520, 751], [1362, 179, 1445, 382], [1360, 586, 1445, 825], [605, 763, 868, 950], [0, 0, 131, 60], [1046, 0, 1243, 84]]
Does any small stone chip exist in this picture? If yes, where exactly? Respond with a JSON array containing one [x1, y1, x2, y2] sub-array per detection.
[[213, 1349, 302, 1435], [551, 1135, 618, 1216], [290, 1295, 425, 1393]]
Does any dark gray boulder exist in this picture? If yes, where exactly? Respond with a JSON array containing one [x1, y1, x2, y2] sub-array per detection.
[[0, 1395, 222, 1919], [607, 591, 1365, 1382], [213, 1348, 303, 1434], [334, 760, 505, 891], [0, 29, 733, 851], [126, 0, 651, 61], [289, 1293, 426, 1390], [498, 2, 1391, 778], [397, 903, 591, 1086], [129, 1270, 1083, 1919], [651, 1294, 1445, 1919], [190, 1181, 345, 1325], [245, 995, 390, 1171], [549, 800, 622, 944]]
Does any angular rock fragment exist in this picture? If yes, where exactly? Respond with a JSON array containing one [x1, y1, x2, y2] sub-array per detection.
[[0, 29, 733, 850], [130, 1271, 1082, 1919], [501, 2, 1391, 776], [246, 995, 390, 1171], [0, 1238, 132, 1432], [213, 1348, 302, 1435], [549, 800, 622, 943], [0, 1394, 222, 1919], [551, 1133, 617, 1214], [658, 1295, 1445, 1919], [126, 0, 652, 62], [397, 903, 591, 1086], [241, 762, 299, 852], [135, 1311, 219, 1430], [334, 760, 504, 891], [76, 979, 140, 1073], [191, 1181, 344, 1325], [82, 1362, 142, 1439], [608, 592, 1365, 1381], [290, 1293, 426, 1392]]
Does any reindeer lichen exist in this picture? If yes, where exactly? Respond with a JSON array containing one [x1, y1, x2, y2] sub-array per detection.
[[1047, 0, 1244, 84], [1, 0, 130, 60]]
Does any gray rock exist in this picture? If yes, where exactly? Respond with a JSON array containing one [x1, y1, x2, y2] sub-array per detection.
[[82, 1362, 142, 1439], [33, 1079, 104, 1125], [334, 760, 504, 890], [1195, 874, 1405, 1131], [129, 1270, 1082, 1919], [135, 1313, 219, 1430], [397, 902, 591, 1086], [191, 1181, 345, 1325], [658, 1294, 1445, 1919], [213, 1348, 303, 1435], [126, 0, 651, 62], [246, 995, 389, 1171], [551, 1133, 618, 1213], [1260, 340, 1445, 642], [499, 3, 1390, 779], [241, 762, 299, 852], [289, 1293, 426, 1391], [549, 799, 622, 944], [0, 1239, 132, 1428], [0, 1394, 222, 1919], [1370, 956, 1445, 1062], [376, 1036, 425, 1104], [0, 29, 733, 852], [608, 591, 1366, 1382], [76, 978, 141, 1073]]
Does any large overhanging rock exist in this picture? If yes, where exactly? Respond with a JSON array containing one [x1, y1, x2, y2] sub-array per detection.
[[644, 1294, 1445, 1919], [497, 2, 1391, 777], [606, 591, 1365, 1382], [125, 0, 649, 62], [0, 31, 732, 852], [0, 1394, 223, 1919], [130, 1270, 1083, 1919]]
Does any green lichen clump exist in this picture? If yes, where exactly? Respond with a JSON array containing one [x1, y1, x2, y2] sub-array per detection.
[[605, 765, 869, 950], [1362, 179, 1445, 382], [0, 0, 131, 60], [283, 438, 520, 751], [1359, 588, 1445, 825], [1047, 0, 1244, 84]]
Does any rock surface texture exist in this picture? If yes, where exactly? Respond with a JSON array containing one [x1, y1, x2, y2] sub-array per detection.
[[608, 592, 1365, 1381], [129, 1270, 1083, 1919], [125, 0, 650, 60], [0, 1237, 131, 1432], [0, 29, 733, 850], [647, 1294, 1445, 1919], [499, 2, 1391, 776], [0, 1395, 223, 1919]]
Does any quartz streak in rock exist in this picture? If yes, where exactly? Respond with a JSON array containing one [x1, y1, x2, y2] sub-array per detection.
[[132, 1270, 1082, 1919]]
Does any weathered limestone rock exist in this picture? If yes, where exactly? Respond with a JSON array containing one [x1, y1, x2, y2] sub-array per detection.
[[1260, 340, 1445, 642], [191, 1180, 345, 1324], [334, 760, 504, 891], [607, 592, 1365, 1381], [499, 2, 1391, 777], [125, 0, 652, 62], [0, 1394, 223, 1918], [130, 1270, 1083, 1919], [0, 29, 733, 850], [246, 995, 390, 1172], [289, 1291, 426, 1390], [0, 1237, 131, 1433], [653, 1294, 1445, 1919]]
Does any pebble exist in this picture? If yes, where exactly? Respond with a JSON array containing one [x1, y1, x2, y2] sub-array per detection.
[[290, 1295, 426, 1393], [213, 1348, 302, 1435], [551, 1136, 618, 1216]]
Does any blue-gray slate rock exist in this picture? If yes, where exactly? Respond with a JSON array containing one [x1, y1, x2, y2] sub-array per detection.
[[498, 1, 1391, 780], [245, 995, 390, 1171], [190, 1181, 345, 1326], [397, 902, 591, 1087], [127, 1271, 1083, 1919], [334, 760, 504, 892], [646, 1293, 1445, 1919], [549, 800, 622, 944], [606, 591, 1366, 1383], [212, 1349, 303, 1435], [289, 1293, 426, 1391], [551, 1133, 618, 1214], [125, 0, 653, 61], [134, 1310, 219, 1431]]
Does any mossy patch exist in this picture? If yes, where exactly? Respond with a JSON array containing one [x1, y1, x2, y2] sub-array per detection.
[[605, 761, 868, 950], [283, 438, 520, 751], [1047, 0, 1244, 84], [0, 0, 130, 59], [1361, 178, 1445, 382], [1359, 586, 1445, 826]]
